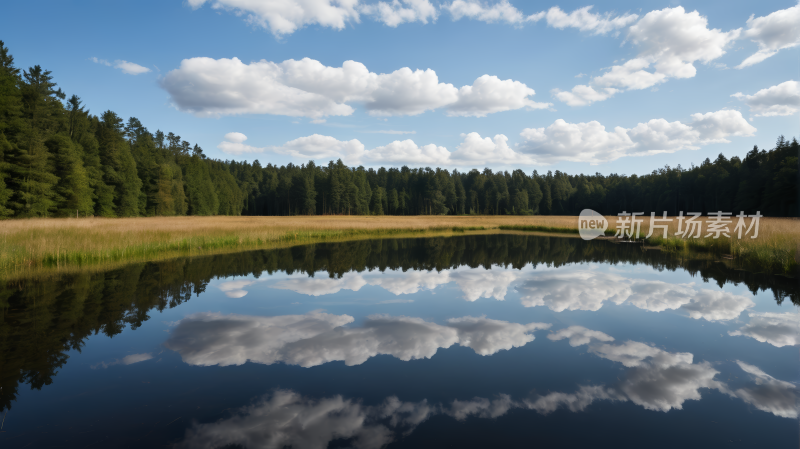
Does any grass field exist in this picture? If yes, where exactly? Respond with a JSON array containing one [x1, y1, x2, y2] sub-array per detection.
[[1, 215, 797, 279]]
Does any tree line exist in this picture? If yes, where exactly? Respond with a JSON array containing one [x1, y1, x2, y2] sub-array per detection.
[[1, 41, 797, 219]]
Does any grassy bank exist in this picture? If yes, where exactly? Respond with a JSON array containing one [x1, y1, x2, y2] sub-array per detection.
[[1, 215, 797, 279], [503, 216, 799, 276]]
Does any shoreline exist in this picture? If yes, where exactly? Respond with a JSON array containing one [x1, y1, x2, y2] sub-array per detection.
[[1, 216, 797, 280]]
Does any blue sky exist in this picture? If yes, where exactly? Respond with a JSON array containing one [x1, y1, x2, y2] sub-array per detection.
[[2, 0, 798, 175]]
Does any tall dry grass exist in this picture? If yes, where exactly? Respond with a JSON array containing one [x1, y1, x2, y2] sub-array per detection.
[[0, 215, 796, 279]]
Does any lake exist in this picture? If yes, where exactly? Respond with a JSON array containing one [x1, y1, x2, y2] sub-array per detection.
[[1, 234, 797, 448]]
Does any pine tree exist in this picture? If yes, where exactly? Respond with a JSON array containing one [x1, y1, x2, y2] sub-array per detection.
[[48, 134, 92, 216]]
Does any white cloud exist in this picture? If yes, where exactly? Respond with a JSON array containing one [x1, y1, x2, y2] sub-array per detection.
[[164, 311, 549, 367], [187, 0, 361, 37], [533, 6, 638, 35], [91, 353, 153, 369], [175, 389, 433, 449], [162, 56, 542, 118], [728, 312, 800, 348], [218, 279, 259, 298], [273, 274, 369, 296], [525, 385, 623, 414], [530, 332, 732, 415], [277, 134, 366, 163], [90, 57, 111, 66], [365, 139, 451, 165], [733, 361, 798, 419], [444, 0, 529, 24], [91, 57, 151, 75], [361, 0, 438, 27], [447, 75, 551, 117], [273, 268, 520, 301], [516, 269, 754, 320], [217, 132, 269, 155], [517, 109, 756, 164], [450, 269, 517, 301], [217, 131, 536, 166], [732, 80, 800, 117], [446, 394, 517, 420], [517, 271, 632, 311], [737, 4, 800, 68], [547, 325, 615, 347], [554, 7, 740, 106], [590, 340, 728, 412], [219, 109, 755, 167], [444, 3, 637, 35], [114, 60, 151, 75], [368, 270, 450, 295], [450, 132, 534, 165]]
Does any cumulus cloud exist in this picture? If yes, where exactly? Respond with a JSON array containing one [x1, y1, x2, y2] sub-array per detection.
[[733, 361, 798, 419], [450, 132, 534, 165], [91, 353, 153, 369], [91, 57, 151, 75], [596, 342, 726, 412], [176, 389, 434, 449], [547, 325, 614, 347], [449, 269, 518, 301], [517, 271, 632, 312], [218, 279, 259, 298], [218, 107, 754, 166], [736, 4, 800, 68], [517, 109, 756, 164], [732, 80, 800, 117], [273, 274, 370, 296], [516, 269, 754, 320], [361, 0, 438, 27], [728, 312, 800, 348], [164, 311, 549, 367], [187, 0, 361, 37], [525, 385, 623, 414], [217, 133, 268, 155], [446, 394, 517, 420], [530, 6, 638, 35], [554, 7, 740, 106], [365, 139, 451, 165], [273, 268, 519, 301], [445, 2, 637, 35], [447, 75, 551, 117], [161, 57, 542, 119]]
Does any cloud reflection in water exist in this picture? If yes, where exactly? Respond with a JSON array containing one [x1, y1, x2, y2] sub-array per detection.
[[164, 311, 550, 367]]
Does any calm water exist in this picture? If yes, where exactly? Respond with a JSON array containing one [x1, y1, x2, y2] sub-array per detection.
[[1, 235, 798, 448]]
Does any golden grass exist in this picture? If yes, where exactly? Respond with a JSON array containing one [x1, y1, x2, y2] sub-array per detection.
[[0, 215, 797, 279]]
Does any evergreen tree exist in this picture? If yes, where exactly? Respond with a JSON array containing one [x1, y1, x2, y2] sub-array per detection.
[[47, 134, 92, 216]]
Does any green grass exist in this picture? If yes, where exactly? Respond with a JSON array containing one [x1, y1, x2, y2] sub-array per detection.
[[498, 224, 616, 236], [0, 226, 492, 280]]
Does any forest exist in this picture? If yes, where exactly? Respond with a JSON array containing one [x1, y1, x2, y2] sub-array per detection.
[[1, 41, 797, 219]]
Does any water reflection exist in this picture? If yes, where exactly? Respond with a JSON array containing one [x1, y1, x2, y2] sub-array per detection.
[[516, 270, 755, 320], [172, 346, 796, 449], [175, 389, 434, 449], [1, 233, 797, 446], [164, 312, 550, 367], [90, 353, 153, 369], [271, 268, 517, 301], [728, 311, 800, 347], [272, 267, 756, 321]]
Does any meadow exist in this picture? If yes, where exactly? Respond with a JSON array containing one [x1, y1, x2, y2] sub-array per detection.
[[1, 215, 797, 279]]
